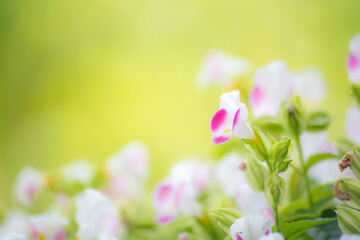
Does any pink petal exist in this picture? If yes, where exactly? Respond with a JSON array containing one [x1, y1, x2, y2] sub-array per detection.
[[211, 109, 228, 132], [212, 136, 231, 144], [347, 53, 359, 70], [236, 233, 243, 240], [250, 86, 265, 106], [155, 184, 173, 205], [55, 229, 66, 240], [156, 215, 176, 225]]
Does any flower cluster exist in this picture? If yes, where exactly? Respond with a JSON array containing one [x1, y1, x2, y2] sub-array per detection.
[[1, 36, 360, 240]]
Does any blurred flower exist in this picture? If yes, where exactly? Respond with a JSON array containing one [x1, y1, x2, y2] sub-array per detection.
[[0, 233, 27, 240], [196, 50, 251, 89], [153, 159, 211, 224], [75, 188, 120, 240], [61, 159, 95, 184], [13, 167, 45, 207], [0, 210, 29, 237], [211, 90, 254, 144], [345, 104, 360, 145], [249, 61, 295, 118], [106, 141, 150, 200], [294, 67, 327, 109], [230, 214, 272, 240], [258, 232, 284, 240], [235, 183, 273, 223], [340, 234, 360, 240], [29, 213, 68, 240], [346, 34, 360, 84], [300, 131, 335, 161], [214, 153, 246, 197]]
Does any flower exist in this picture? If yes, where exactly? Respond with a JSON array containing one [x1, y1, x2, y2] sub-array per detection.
[[106, 141, 150, 200], [294, 67, 327, 109], [13, 167, 45, 207], [0, 233, 27, 240], [230, 214, 272, 240], [196, 50, 251, 89], [345, 104, 360, 145], [214, 153, 246, 197], [346, 34, 360, 84], [153, 179, 201, 225], [258, 232, 284, 240], [235, 183, 273, 223], [29, 213, 68, 240], [61, 159, 95, 184], [0, 210, 30, 237], [249, 61, 295, 118], [211, 90, 254, 144], [75, 188, 120, 240], [340, 234, 360, 240]]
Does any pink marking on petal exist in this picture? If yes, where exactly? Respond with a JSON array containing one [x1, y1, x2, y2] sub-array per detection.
[[174, 183, 185, 207], [212, 136, 231, 144], [211, 109, 228, 132], [347, 53, 359, 70], [30, 224, 39, 239], [265, 229, 270, 235], [157, 215, 175, 225], [250, 86, 265, 106], [156, 184, 173, 204], [105, 216, 119, 234], [26, 183, 36, 202], [236, 233, 243, 240], [232, 108, 241, 131], [55, 229, 66, 240]]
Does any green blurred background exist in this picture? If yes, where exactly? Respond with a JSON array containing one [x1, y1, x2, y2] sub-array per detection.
[[0, 0, 359, 210]]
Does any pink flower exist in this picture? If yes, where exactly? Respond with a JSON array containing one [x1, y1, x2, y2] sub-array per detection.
[[211, 90, 254, 144], [346, 34, 360, 84]]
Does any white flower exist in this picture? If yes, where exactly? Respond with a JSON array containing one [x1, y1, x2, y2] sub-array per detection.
[[106, 141, 150, 200], [214, 153, 246, 197], [0, 233, 27, 240], [294, 67, 327, 108], [235, 183, 273, 223], [340, 234, 360, 240], [346, 34, 360, 84], [258, 232, 284, 240], [211, 90, 254, 144], [13, 167, 45, 207], [75, 188, 120, 240], [345, 104, 360, 145], [249, 61, 295, 118], [0, 210, 29, 236], [300, 131, 335, 162], [196, 50, 251, 89], [230, 214, 272, 240], [61, 159, 95, 184], [29, 213, 68, 240]]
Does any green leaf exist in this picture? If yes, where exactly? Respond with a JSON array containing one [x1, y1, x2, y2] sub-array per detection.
[[209, 208, 242, 236], [306, 153, 337, 171], [277, 159, 292, 173], [352, 84, 360, 106], [252, 116, 284, 132], [273, 138, 292, 166], [280, 218, 336, 239], [306, 111, 332, 131], [280, 214, 315, 224], [280, 200, 310, 216], [306, 220, 341, 240]]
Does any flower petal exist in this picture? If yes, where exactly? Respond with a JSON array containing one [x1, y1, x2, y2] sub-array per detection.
[[232, 104, 254, 139], [211, 108, 233, 144]]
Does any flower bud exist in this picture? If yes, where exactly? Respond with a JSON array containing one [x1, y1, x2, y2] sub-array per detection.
[[336, 205, 360, 234], [282, 96, 305, 137], [244, 158, 270, 192], [334, 178, 360, 206], [209, 208, 242, 235], [265, 173, 285, 209]]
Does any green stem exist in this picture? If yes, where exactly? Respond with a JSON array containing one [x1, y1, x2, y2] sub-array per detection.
[[295, 135, 314, 208], [274, 205, 280, 232]]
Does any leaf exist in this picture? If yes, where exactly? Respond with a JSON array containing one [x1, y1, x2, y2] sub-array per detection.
[[306, 220, 341, 240], [306, 111, 332, 131], [306, 153, 337, 171], [277, 159, 292, 173], [280, 200, 310, 216], [273, 138, 292, 166], [280, 218, 336, 239], [280, 214, 315, 224], [252, 116, 284, 132], [352, 84, 360, 106]]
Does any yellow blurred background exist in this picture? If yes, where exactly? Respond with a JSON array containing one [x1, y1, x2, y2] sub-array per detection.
[[1, 0, 360, 210]]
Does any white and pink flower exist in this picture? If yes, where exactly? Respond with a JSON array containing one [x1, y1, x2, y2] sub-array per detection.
[[346, 34, 360, 84], [196, 50, 251, 89], [249, 61, 295, 118], [29, 213, 68, 240], [210, 90, 254, 144], [61, 159, 95, 185], [13, 167, 45, 207], [230, 214, 272, 240], [345, 103, 360, 145], [75, 188, 120, 240]]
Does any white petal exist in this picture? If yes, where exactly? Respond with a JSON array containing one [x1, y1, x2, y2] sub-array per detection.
[[230, 214, 272, 240], [219, 90, 242, 116], [349, 34, 360, 58], [340, 234, 360, 240], [345, 104, 360, 145], [61, 159, 95, 184], [258, 233, 284, 240], [233, 103, 254, 139]]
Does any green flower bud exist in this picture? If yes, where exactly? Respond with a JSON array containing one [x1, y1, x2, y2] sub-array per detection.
[[209, 208, 242, 235], [265, 172, 285, 209], [282, 96, 305, 137], [273, 138, 292, 166], [339, 146, 360, 181], [242, 126, 272, 162], [336, 205, 360, 234], [244, 158, 270, 192], [336, 178, 360, 207]]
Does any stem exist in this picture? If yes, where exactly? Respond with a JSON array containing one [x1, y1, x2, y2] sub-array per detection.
[[294, 135, 314, 208], [274, 205, 280, 232]]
